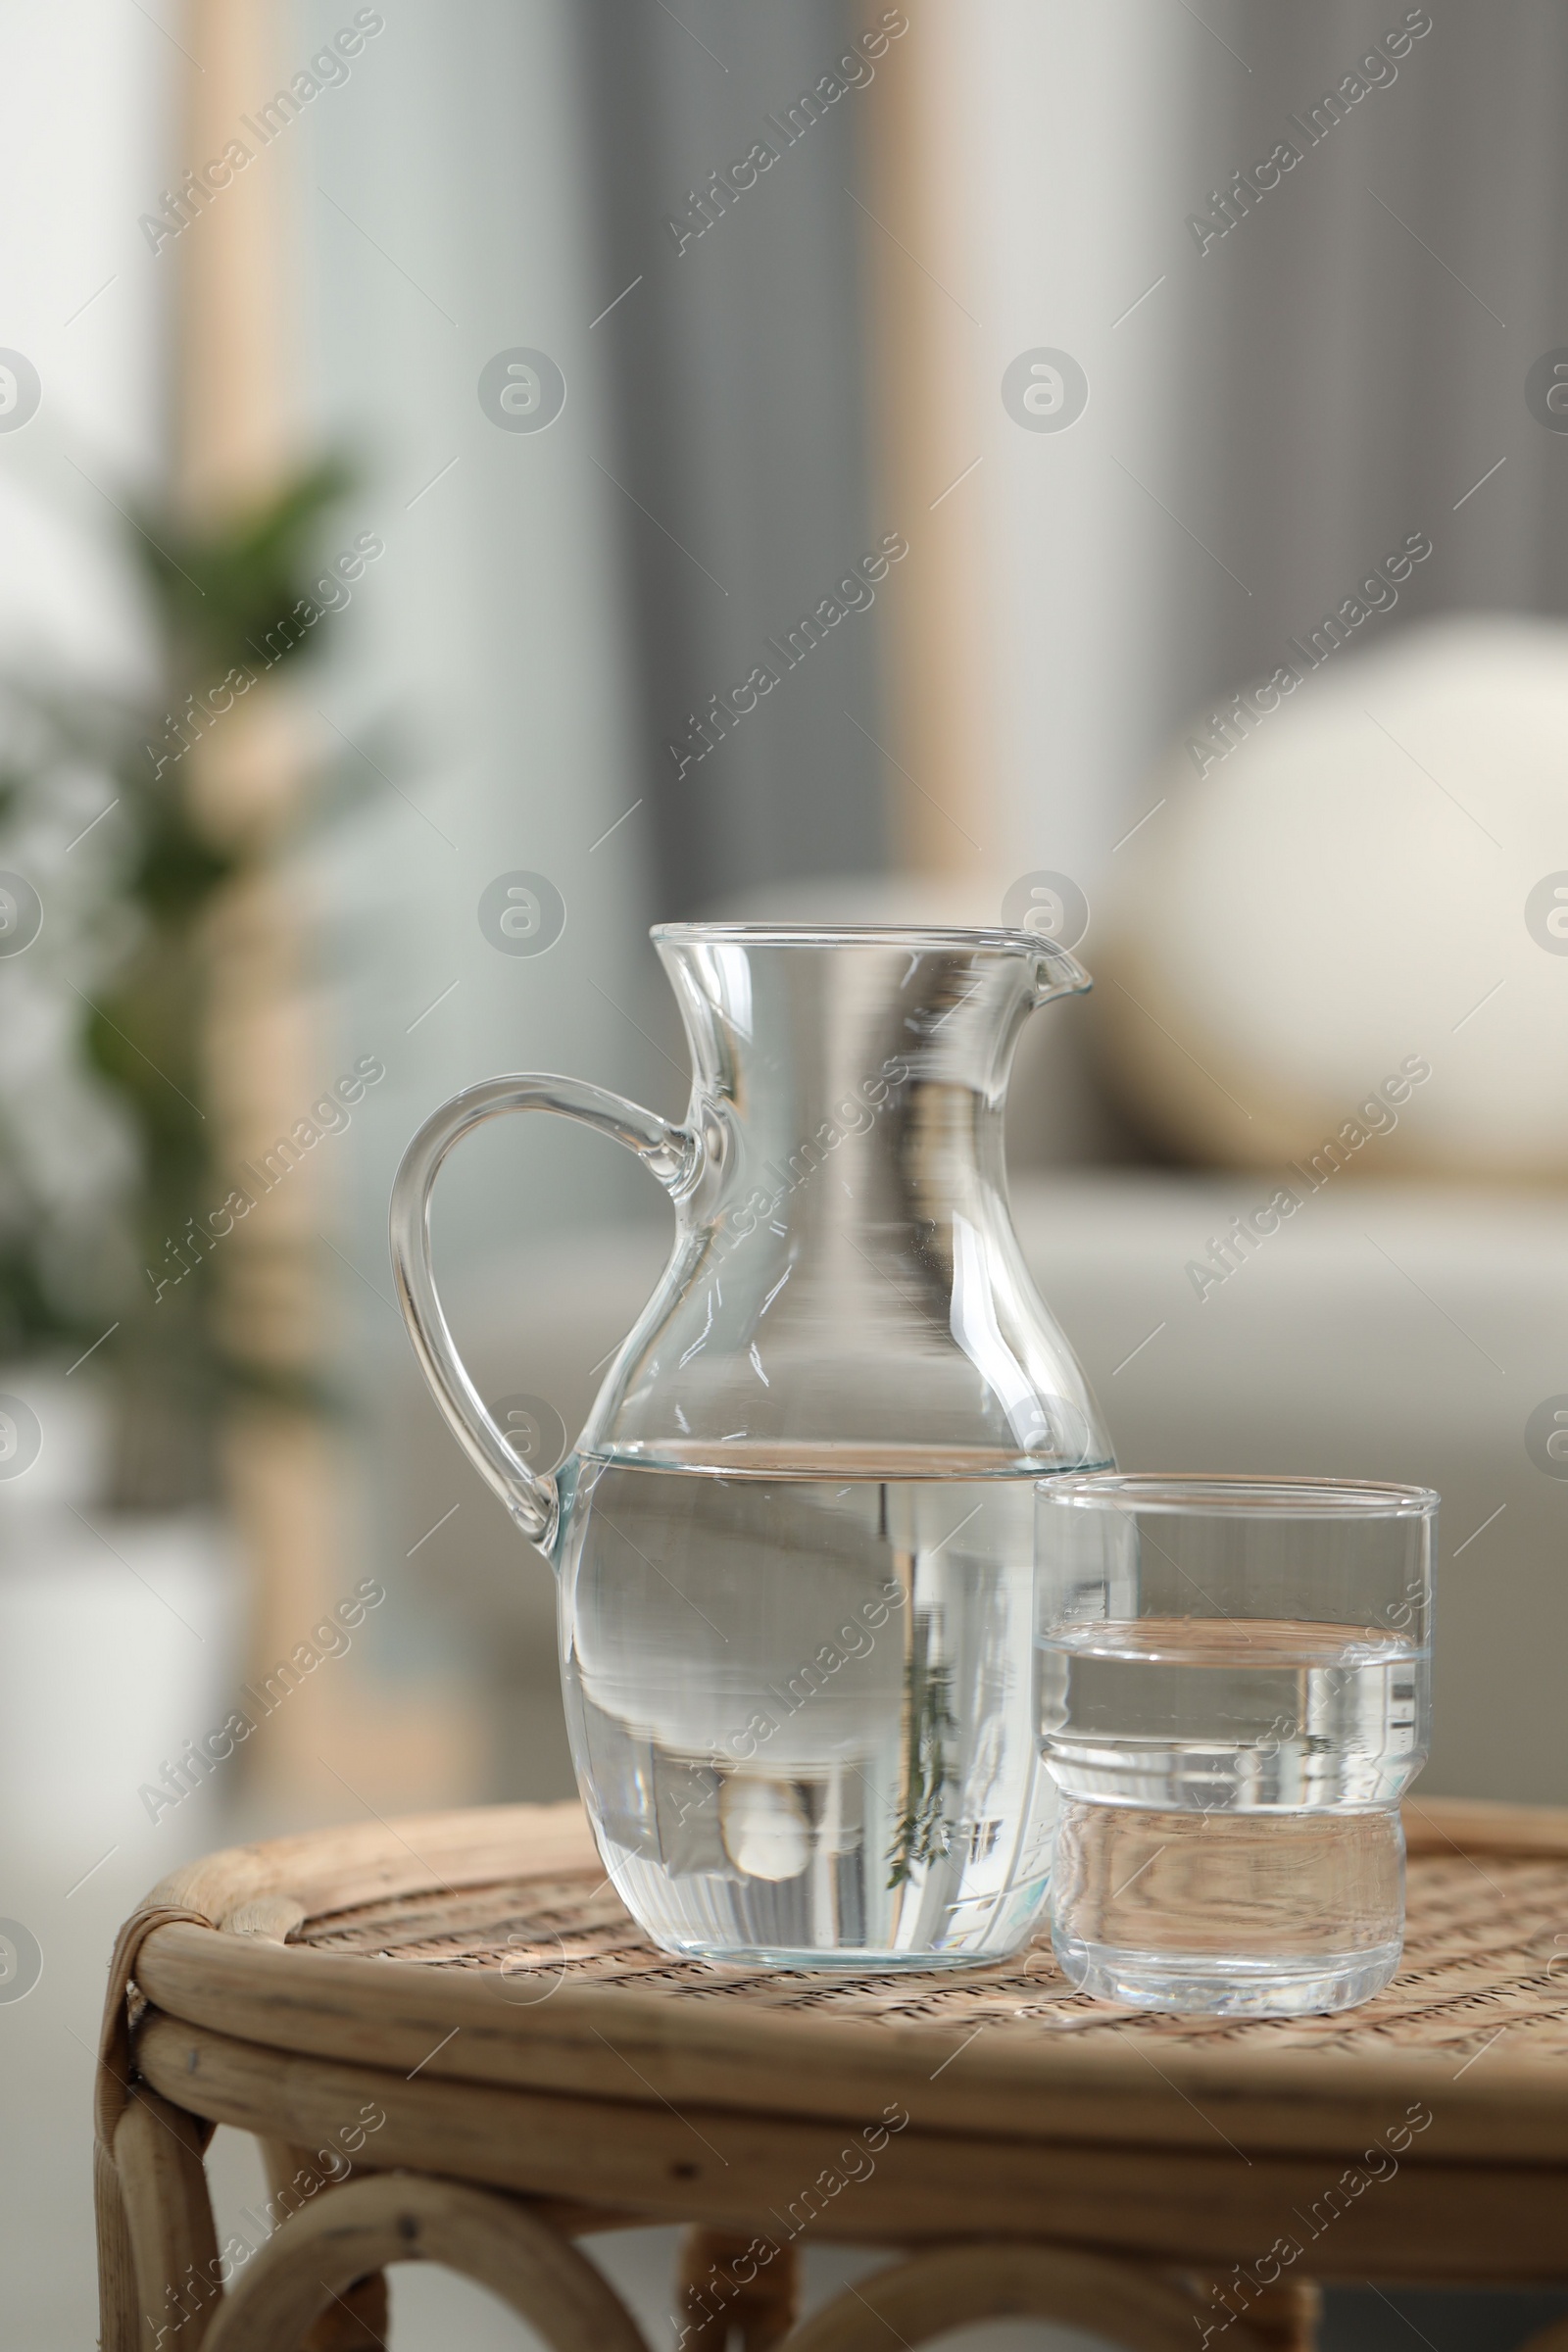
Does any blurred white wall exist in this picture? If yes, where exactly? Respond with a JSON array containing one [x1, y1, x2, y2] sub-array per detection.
[[299, 0, 664, 1290], [965, 0, 1193, 897], [0, 0, 169, 677]]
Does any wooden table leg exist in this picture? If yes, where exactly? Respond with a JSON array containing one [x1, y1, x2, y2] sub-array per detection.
[[678, 2226, 801, 2349], [114, 2086, 224, 2348], [1189, 2274, 1321, 2350], [96, 2138, 142, 2352]]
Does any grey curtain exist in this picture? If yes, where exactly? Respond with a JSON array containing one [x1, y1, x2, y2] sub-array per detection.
[[578, 0, 887, 915], [1172, 0, 1568, 720]]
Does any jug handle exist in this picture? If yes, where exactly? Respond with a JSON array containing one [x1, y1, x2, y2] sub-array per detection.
[[390, 1075, 698, 1548]]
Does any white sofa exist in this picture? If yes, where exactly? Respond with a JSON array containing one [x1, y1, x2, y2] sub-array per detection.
[[384, 1171, 1568, 1810]]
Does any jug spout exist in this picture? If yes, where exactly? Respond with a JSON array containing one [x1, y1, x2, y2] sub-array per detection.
[[1031, 943, 1091, 1006]]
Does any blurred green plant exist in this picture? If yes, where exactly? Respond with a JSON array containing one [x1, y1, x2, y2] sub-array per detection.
[[0, 460, 354, 1510]]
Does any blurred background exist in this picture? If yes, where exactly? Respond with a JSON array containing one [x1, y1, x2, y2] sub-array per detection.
[[5, 1, 1568, 2344]]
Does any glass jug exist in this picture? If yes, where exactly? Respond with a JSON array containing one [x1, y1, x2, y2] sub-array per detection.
[[391, 924, 1112, 1969]]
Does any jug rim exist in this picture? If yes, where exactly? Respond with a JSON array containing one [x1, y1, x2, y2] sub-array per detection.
[[651, 919, 1077, 956]]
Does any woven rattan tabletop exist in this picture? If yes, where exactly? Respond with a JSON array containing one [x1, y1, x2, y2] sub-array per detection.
[[291, 1810, 1568, 2066], [126, 1794, 1568, 2164]]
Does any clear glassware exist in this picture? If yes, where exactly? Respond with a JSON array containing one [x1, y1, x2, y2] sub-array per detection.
[[391, 923, 1112, 1969], [1036, 1472, 1435, 2016]]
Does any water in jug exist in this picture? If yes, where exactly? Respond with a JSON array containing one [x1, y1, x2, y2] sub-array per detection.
[[391, 924, 1112, 1969]]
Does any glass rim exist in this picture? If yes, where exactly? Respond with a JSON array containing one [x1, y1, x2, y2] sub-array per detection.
[[651, 920, 1080, 957], [1038, 1471, 1439, 1518]]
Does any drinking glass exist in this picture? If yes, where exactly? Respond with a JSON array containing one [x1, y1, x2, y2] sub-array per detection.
[[1035, 1473, 1435, 2015]]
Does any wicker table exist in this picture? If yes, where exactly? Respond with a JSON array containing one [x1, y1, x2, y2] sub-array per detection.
[[97, 1796, 1568, 2352]]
